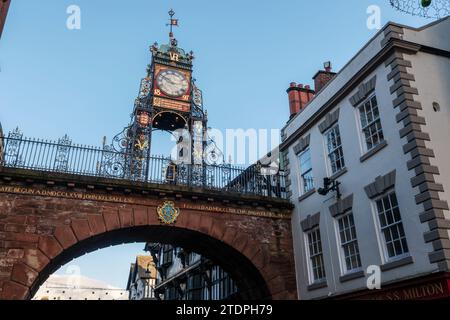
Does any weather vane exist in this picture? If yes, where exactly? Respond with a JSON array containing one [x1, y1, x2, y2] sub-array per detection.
[[389, 0, 450, 19], [167, 9, 179, 46]]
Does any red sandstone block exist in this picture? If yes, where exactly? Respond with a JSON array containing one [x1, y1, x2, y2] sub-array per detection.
[[53, 226, 77, 249], [4, 216, 27, 225], [210, 221, 226, 241], [0, 281, 29, 300], [3, 241, 38, 250], [0, 266, 12, 278], [1, 232, 39, 243], [103, 213, 121, 231], [70, 219, 91, 241], [267, 276, 287, 296], [119, 208, 133, 227], [242, 242, 260, 261], [133, 207, 148, 226], [5, 224, 27, 233], [38, 236, 63, 260], [252, 248, 269, 270], [147, 207, 159, 225], [0, 258, 15, 267], [221, 227, 238, 246], [231, 233, 249, 253], [14, 208, 35, 216], [23, 249, 49, 272], [6, 249, 24, 259], [11, 263, 38, 287], [185, 211, 201, 230], [87, 215, 106, 235], [261, 264, 284, 285], [198, 215, 213, 235], [26, 216, 40, 225], [35, 225, 54, 237], [271, 290, 295, 300], [25, 225, 37, 233]]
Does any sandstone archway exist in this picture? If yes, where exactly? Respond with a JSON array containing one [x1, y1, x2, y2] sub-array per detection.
[[0, 179, 296, 300], [30, 225, 271, 300]]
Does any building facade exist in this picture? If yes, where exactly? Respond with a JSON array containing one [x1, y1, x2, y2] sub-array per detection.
[[146, 243, 238, 300], [281, 17, 450, 300], [32, 275, 128, 300], [126, 255, 157, 300]]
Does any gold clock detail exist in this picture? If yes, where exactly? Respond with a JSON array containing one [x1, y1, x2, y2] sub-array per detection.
[[156, 69, 189, 98]]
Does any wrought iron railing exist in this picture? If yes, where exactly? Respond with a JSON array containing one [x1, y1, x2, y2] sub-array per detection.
[[0, 129, 286, 199]]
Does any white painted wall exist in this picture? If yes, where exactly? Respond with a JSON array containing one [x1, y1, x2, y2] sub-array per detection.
[[285, 19, 449, 300], [407, 51, 450, 221]]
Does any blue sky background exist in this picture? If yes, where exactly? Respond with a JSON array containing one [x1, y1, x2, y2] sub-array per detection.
[[0, 1, 429, 289]]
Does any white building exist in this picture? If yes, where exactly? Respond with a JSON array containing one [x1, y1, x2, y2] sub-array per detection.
[[126, 255, 157, 300], [280, 17, 450, 300], [32, 274, 128, 300]]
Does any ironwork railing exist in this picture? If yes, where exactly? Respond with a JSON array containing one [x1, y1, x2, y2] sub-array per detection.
[[0, 129, 286, 199]]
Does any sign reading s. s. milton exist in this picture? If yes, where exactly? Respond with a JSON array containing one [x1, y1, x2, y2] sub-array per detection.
[[361, 279, 450, 300]]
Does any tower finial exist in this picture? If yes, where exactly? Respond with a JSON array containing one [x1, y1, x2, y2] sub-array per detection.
[[167, 9, 179, 45]]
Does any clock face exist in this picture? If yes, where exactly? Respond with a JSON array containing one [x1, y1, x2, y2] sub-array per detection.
[[157, 69, 189, 98]]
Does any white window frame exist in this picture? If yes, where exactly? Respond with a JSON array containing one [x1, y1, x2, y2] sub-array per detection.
[[324, 124, 345, 175], [371, 190, 409, 263], [357, 94, 384, 153], [297, 148, 314, 195], [334, 212, 362, 275], [304, 227, 326, 284]]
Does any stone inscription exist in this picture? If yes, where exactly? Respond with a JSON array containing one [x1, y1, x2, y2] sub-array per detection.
[[0, 185, 290, 220]]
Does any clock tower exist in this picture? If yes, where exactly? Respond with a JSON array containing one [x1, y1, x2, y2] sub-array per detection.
[[110, 9, 210, 181]]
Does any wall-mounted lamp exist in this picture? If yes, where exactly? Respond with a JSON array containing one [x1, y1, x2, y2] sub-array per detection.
[[318, 177, 341, 200]]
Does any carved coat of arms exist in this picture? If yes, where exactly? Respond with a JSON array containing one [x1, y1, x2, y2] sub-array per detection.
[[157, 201, 180, 224]]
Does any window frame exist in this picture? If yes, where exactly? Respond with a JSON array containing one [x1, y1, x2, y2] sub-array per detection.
[[297, 148, 314, 195], [372, 190, 409, 263], [334, 212, 363, 275], [324, 124, 345, 175], [161, 245, 174, 266], [304, 227, 326, 284], [357, 94, 384, 152], [211, 265, 237, 300]]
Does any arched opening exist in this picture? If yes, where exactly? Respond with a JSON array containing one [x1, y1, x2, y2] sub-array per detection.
[[29, 226, 270, 300], [153, 111, 187, 132]]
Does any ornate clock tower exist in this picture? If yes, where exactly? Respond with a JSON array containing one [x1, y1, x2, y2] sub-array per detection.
[[110, 9, 210, 181]]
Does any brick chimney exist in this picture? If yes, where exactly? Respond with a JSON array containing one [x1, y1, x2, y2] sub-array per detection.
[[287, 82, 315, 119], [313, 61, 336, 93]]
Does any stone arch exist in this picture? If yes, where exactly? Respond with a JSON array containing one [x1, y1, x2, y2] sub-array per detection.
[[29, 226, 269, 300], [0, 193, 297, 300]]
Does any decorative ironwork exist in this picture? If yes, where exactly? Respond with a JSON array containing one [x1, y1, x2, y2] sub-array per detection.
[[4, 128, 24, 167], [99, 144, 127, 178], [54, 134, 72, 172], [0, 130, 286, 199], [389, 0, 450, 19]]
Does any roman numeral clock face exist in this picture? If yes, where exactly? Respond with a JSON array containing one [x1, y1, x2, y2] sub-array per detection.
[[157, 69, 189, 98]]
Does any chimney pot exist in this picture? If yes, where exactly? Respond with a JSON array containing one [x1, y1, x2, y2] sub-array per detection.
[[290, 82, 297, 87], [287, 82, 315, 119], [313, 62, 336, 93]]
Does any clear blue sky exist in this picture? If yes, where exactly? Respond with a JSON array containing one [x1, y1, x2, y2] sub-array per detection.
[[0, 1, 428, 289]]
